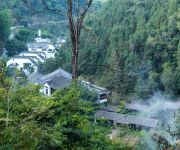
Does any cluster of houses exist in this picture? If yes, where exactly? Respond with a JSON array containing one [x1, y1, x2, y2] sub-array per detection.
[[6, 29, 111, 104], [6, 30, 57, 75]]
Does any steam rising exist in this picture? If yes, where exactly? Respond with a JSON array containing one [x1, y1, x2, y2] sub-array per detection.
[[133, 93, 179, 124], [132, 93, 180, 149]]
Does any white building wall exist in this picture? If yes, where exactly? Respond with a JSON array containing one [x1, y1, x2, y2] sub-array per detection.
[[45, 45, 56, 58], [45, 51, 56, 58], [7, 58, 38, 76], [7, 58, 34, 69]]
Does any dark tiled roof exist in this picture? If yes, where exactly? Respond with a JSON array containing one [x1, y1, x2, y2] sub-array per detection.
[[13, 55, 38, 60], [95, 110, 158, 128], [46, 75, 71, 89], [29, 68, 72, 89], [39, 68, 72, 84]]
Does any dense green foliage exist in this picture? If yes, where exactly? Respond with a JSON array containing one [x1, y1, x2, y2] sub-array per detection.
[[6, 39, 26, 57], [43, 0, 180, 102], [0, 60, 136, 150], [79, 0, 180, 100], [0, 10, 11, 55], [6, 27, 35, 56]]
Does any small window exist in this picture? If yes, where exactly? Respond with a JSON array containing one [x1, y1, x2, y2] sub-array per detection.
[[100, 94, 107, 100], [23, 63, 31, 68], [45, 87, 49, 95]]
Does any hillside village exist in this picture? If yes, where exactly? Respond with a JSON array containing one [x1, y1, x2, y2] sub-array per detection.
[[4, 26, 180, 149], [5, 29, 180, 144], [6, 30, 59, 75], [6, 29, 110, 104], [0, 0, 180, 149]]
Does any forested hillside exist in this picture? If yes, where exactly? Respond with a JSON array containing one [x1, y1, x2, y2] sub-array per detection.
[[1, 0, 180, 149], [0, 0, 101, 36], [51, 0, 180, 102]]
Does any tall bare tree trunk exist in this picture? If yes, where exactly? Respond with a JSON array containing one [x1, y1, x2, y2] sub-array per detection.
[[71, 40, 79, 79], [67, 0, 77, 79], [67, 0, 92, 79]]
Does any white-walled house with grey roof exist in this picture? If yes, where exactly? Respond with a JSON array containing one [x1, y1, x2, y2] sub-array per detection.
[[27, 30, 56, 59], [6, 30, 59, 75], [28, 68, 110, 103], [27, 43, 56, 58], [6, 55, 39, 75]]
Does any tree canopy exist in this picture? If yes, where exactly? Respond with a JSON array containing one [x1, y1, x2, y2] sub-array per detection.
[[0, 10, 11, 55], [0, 61, 135, 149]]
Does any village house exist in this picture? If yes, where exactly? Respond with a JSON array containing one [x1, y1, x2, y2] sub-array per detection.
[[35, 30, 51, 43], [27, 43, 56, 58], [29, 68, 72, 96], [6, 30, 58, 75], [6, 55, 39, 75], [27, 30, 56, 58], [28, 68, 110, 103], [6, 51, 46, 75]]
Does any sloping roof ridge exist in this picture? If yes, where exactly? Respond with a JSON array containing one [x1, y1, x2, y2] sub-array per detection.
[[40, 68, 72, 83], [28, 57, 38, 65], [57, 68, 72, 80]]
